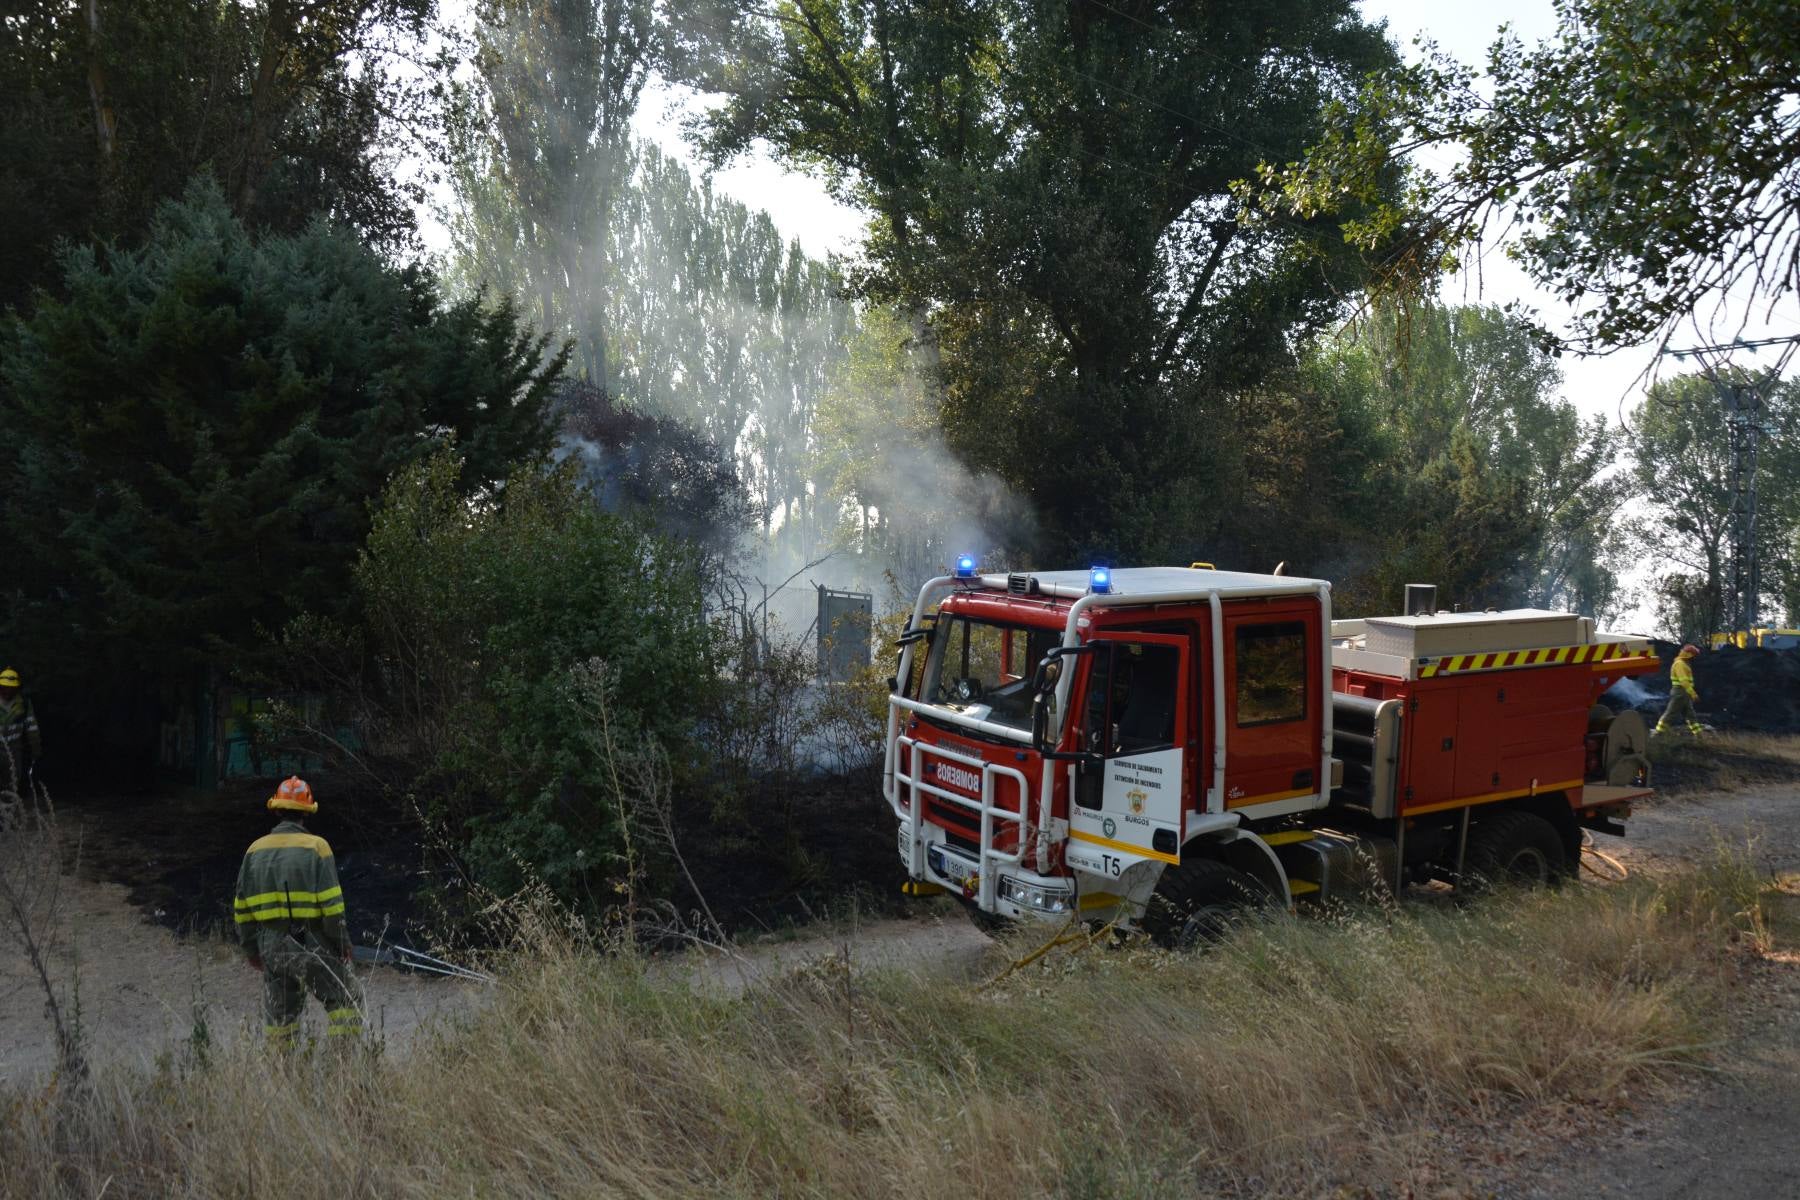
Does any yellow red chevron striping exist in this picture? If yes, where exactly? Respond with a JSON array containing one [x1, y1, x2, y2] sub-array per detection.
[[1418, 641, 1644, 678]]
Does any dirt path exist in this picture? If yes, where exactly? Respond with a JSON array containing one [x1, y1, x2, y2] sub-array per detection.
[[0, 879, 994, 1089], [1511, 784, 1800, 1200], [1522, 1013, 1800, 1199], [1605, 783, 1800, 879], [0, 874, 484, 1086]]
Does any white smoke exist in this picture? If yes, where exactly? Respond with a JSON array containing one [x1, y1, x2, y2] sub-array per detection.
[[1601, 676, 1663, 708]]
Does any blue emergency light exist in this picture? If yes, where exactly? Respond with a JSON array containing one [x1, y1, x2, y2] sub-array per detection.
[[954, 554, 978, 579], [1089, 565, 1112, 594]]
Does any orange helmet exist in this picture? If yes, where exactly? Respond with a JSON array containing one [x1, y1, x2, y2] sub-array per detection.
[[1678, 644, 1700, 659], [268, 776, 317, 814]]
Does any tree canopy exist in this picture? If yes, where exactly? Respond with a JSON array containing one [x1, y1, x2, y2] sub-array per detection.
[[1626, 373, 1799, 637], [1301, 303, 1628, 618], [1257, 0, 1800, 352], [0, 0, 437, 312], [0, 180, 564, 694], [445, 0, 656, 390], [668, 0, 1403, 561]]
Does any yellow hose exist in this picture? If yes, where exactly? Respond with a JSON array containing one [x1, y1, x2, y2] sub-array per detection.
[[1579, 832, 1630, 882], [981, 915, 1119, 989]]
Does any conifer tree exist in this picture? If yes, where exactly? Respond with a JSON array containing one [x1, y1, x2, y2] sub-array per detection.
[[0, 179, 565, 700]]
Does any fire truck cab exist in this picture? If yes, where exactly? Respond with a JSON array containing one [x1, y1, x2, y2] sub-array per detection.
[[884, 565, 1658, 941]]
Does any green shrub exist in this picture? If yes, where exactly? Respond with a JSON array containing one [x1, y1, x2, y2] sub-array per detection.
[[279, 449, 714, 905]]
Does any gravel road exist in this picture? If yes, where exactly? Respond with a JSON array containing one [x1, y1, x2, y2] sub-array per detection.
[[1514, 784, 1800, 1200]]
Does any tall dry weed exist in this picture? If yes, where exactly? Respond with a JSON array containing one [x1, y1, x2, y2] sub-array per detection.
[[0, 855, 1777, 1199]]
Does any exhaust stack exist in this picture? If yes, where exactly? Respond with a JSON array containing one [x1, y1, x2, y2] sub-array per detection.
[[1404, 583, 1438, 617]]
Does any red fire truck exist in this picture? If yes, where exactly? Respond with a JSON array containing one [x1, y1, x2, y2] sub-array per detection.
[[884, 564, 1658, 942]]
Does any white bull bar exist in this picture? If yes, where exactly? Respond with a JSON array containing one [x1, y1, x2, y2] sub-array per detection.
[[888, 725, 1031, 913]]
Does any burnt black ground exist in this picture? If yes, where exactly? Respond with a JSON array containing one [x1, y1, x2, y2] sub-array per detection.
[[669, 769, 913, 936], [59, 777, 429, 948], [55, 767, 911, 948], [1603, 643, 1800, 735]]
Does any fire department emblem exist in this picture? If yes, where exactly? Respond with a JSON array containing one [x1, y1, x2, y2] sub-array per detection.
[[1127, 788, 1147, 815], [1102, 817, 1116, 838]]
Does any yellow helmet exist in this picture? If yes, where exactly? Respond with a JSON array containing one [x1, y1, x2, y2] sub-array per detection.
[[267, 776, 318, 814], [0, 668, 19, 688]]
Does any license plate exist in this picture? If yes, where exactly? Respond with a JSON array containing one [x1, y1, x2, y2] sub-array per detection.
[[931, 846, 979, 889]]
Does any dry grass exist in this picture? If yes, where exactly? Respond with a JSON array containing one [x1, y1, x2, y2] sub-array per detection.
[[1648, 730, 1800, 796], [0, 858, 1783, 1200]]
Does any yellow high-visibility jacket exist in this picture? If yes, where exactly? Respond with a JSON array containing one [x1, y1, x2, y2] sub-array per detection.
[[1670, 656, 1697, 697], [232, 820, 349, 960]]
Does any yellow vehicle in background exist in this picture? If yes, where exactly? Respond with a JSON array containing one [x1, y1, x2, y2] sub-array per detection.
[[1710, 628, 1800, 650]]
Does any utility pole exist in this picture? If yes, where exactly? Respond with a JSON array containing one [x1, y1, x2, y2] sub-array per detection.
[[1721, 379, 1766, 635], [1661, 334, 1797, 643]]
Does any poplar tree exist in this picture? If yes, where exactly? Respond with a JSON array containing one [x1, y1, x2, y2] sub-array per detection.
[[668, 0, 1403, 561]]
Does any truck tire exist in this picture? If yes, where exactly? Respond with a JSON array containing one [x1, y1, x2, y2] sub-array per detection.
[[1142, 859, 1275, 949], [1463, 809, 1567, 889]]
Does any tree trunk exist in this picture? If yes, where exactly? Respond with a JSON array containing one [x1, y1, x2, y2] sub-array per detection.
[[239, 0, 300, 216], [85, 0, 117, 220]]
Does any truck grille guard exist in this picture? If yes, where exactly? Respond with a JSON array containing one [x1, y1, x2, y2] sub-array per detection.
[[885, 699, 1032, 913]]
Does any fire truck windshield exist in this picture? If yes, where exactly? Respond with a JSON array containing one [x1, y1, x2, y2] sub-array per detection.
[[922, 617, 1062, 731]]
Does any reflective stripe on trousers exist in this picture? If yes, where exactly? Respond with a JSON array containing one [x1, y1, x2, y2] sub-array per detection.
[[1656, 689, 1702, 733]]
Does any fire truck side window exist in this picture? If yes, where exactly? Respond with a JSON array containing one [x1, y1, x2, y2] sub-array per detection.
[[1235, 621, 1307, 726], [1082, 643, 1180, 757]]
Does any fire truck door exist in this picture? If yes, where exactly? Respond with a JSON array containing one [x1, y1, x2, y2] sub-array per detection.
[[1063, 634, 1190, 877], [1222, 609, 1321, 808]]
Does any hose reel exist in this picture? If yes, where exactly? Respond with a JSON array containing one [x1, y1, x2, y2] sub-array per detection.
[[1588, 706, 1651, 786]]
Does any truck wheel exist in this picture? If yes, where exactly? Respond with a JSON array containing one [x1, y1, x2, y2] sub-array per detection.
[[1463, 810, 1567, 889], [1142, 859, 1274, 949]]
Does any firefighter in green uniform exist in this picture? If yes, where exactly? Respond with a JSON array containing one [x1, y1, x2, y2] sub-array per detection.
[[1654, 643, 1705, 737], [0, 667, 43, 784], [233, 776, 363, 1047]]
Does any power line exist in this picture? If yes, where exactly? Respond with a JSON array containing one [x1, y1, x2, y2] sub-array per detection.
[[1661, 333, 1800, 359]]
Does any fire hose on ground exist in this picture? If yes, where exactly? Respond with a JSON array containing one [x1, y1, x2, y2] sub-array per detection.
[[1580, 832, 1631, 882], [350, 942, 496, 983]]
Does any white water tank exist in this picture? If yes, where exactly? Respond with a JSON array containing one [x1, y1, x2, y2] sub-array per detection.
[[1360, 609, 1593, 659]]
